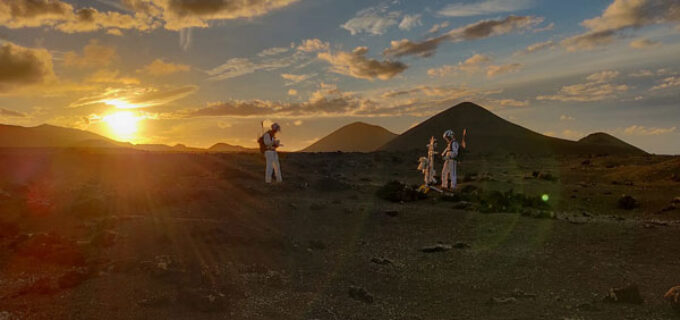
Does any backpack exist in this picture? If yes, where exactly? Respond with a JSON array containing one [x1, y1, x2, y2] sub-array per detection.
[[257, 134, 266, 154]]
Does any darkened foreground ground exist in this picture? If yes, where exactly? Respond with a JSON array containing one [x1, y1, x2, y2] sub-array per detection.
[[0, 149, 679, 319]]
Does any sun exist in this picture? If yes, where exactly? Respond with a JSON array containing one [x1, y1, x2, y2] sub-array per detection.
[[103, 111, 141, 141]]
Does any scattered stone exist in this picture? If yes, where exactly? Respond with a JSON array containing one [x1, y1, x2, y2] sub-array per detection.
[[348, 286, 374, 304], [314, 177, 351, 192], [370, 257, 393, 265], [664, 286, 680, 312], [603, 284, 644, 304], [618, 195, 639, 210], [309, 202, 326, 211], [376, 181, 426, 203], [577, 302, 600, 312], [511, 288, 537, 299], [452, 201, 471, 210], [138, 294, 173, 308], [421, 243, 452, 253], [0, 311, 13, 320], [16, 278, 56, 296]]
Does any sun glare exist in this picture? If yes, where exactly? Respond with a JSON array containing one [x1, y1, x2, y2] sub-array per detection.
[[104, 99, 137, 109], [103, 111, 141, 141]]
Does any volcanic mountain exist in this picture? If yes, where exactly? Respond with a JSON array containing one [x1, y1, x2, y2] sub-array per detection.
[[302, 122, 397, 152], [209, 143, 257, 153], [380, 102, 645, 155]]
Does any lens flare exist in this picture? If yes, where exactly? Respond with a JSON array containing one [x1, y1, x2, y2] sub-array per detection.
[[542, 194, 550, 202]]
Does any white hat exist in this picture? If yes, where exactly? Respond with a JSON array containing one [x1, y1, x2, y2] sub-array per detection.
[[443, 129, 454, 139]]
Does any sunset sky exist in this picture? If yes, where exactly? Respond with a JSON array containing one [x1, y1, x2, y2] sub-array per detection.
[[0, 0, 679, 153]]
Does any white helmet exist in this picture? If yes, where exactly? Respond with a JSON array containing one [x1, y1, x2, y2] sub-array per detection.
[[443, 130, 454, 139]]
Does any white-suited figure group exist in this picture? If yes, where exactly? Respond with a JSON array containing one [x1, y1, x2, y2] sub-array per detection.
[[259, 123, 283, 184], [417, 128, 466, 192]]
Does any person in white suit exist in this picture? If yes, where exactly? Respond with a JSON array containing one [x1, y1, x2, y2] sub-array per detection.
[[263, 123, 283, 184], [440, 130, 459, 191]]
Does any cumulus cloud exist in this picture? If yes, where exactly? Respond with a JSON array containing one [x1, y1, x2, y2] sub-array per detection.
[[438, 0, 534, 17], [62, 40, 118, 69], [560, 114, 575, 121], [488, 98, 529, 107], [561, 0, 680, 51], [287, 88, 297, 96], [650, 76, 680, 90], [0, 107, 25, 117], [623, 125, 676, 136], [258, 46, 290, 57], [0, 0, 156, 33], [398, 14, 422, 30], [486, 63, 522, 77], [296, 38, 330, 52], [318, 47, 407, 80], [384, 15, 543, 58], [629, 38, 661, 49], [0, 41, 55, 92], [513, 40, 555, 55], [427, 53, 492, 77], [341, 4, 400, 35], [586, 70, 619, 82], [137, 59, 191, 76], [1, 0, 300, 32], [427, 21, 449, 34], [537, 70, 629, 102], [281, 73, 315, 85]]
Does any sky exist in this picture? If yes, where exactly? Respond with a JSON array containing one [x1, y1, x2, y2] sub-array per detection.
[[0, 0, 679, 154]]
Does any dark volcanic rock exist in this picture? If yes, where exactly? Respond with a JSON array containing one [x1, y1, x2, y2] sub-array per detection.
[[348, 286, 374, 304], [376, 181, 426, 203], [604, 284, 644, 304], [618, 195, 639, 210], [421, 243, 452, 253]]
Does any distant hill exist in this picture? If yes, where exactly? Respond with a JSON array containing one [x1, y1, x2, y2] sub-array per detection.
[[380, 102, 646, 156], [208, 143, 257, 153], [0, 124, 126, 148], [302, 122, 397, 152], [577, 132, 645, 153]]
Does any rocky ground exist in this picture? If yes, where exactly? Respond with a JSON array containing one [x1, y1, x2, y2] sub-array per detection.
[[0, 149, 679, 319]]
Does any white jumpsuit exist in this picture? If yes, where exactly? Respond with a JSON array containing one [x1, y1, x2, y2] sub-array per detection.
[[263, 132, 282, 183], [441, 140, 459, 190]]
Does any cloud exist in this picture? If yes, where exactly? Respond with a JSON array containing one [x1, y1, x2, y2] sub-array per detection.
[[514, 40, 555, 55], [137, 59, 191, 76], [537, 70, 629, 102], [486, 63, 522, 77], [341, 5, 400, 35], [287, 89, 297, 96], [650, 76, 680, 90], [0, 41, 55, 92], [399, 14, 422, 30], [63, 40, 118, 69], [70, 85, 197, 108], [0, 107, 25, 117], [318, 47, 407, 80], [258, 46, 290, 57], [139, 0, 301, 30], [586, 70, 619, 82], [488, 98, 529, 107], [438, 0, 534, 17], [0, 0, 156, 33], [208, 56, 291, 81], [86, 69, 140, 85], [427, 21, 449, 34], [296, 38, 330, 52], [281, 73, 315, 85], [623, 125, 676, 136], [384, 15, 543, 58], [629, 38, 661, 49], [1, 0, 300, 32], [427, 53, 492, 77], [561, 0, 680, 51], [560, 114, 575, 121]]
